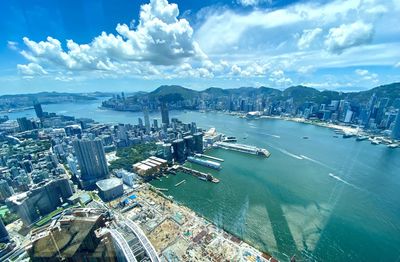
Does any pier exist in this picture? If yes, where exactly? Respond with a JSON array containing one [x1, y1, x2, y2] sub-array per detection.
[[194, 153, 224, 162], [174, 180, 186, 187], [174, 166, 220, 183]]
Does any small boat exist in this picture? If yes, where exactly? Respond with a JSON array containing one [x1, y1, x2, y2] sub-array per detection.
[[343, 133, 355, 138], [333, 135, 339, 138], [371, 139, 380, 145], [356, 135, 368, 141], [388, 143, 399, 148], [198, 176, 207, 181], [302, 136, 309, 139]]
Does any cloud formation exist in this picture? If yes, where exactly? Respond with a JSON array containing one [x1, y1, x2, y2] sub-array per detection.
[[325, 21, 374, 54], [18, 0, 205, 75], [236, 0, 272, 7], [298, 28, 323, 50], [11, 0, 400, 90]]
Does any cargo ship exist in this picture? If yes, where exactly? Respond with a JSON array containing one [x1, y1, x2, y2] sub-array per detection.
[[214, 141, 271, 157], [187, 156, 221, 170]]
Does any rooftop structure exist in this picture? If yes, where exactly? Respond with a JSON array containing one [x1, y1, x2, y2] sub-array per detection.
[[96, 178, 124, 202]]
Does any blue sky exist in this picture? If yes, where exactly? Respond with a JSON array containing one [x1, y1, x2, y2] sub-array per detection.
[[0, 0, 399, 94]]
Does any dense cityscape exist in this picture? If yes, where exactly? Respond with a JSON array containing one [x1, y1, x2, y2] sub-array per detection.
[[0, 81, 399, 261], [1, 0, 400, 261]]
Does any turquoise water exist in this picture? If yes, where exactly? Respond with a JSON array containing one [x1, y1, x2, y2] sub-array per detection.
[[6, 101, 400, 261]]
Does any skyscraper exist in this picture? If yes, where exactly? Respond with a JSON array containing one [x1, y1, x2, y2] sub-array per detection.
[[172, 139, 186, 163], [73, 138, 109, 188], [0, 217, 9, 243], [138, 118, 143, 128], [33, 102, 44, 118], [193, 132, 204, 153], [0, 179, 14, 202], [17, 117, 34, 131], [143, 107, 150, 132], [161, 103, 170, 126], [391, 111, 400, 140], [184, 135, 194, 156]]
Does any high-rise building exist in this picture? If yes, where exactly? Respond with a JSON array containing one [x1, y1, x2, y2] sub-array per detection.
[[6, 177, 73, 226], [193, 132, 204, 153], [0, 180, 14, 202], [184, 135, 194, 156], [172, 139, 186, 163], [17, 117, 34, 131], [161, 103, 170, 126], [73, 139, 109, 188], [162, 143, 173, 163], [143, 107, 150, 132], [138, 117, 143, 128], [0, 218, 9, 243], [33, 102, 44, 118], [153, 119, 158, 129], [391, 111, 400, 140]]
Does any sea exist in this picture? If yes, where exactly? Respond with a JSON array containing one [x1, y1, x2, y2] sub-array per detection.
[[5, 99, 400, 261]]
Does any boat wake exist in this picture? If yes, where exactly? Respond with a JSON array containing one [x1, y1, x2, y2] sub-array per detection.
[[278, 148, 303, 160], [266, 134, 281, 138], [328, 173, 360, 190], [300, 155, 331, 169]]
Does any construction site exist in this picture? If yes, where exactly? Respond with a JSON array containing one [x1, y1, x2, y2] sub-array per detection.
[[118, 184, 276, 262]]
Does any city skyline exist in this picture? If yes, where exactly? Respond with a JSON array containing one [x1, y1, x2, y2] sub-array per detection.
[[1, 0, 400, 94]]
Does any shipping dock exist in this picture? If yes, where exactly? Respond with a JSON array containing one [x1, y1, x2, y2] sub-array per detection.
[[194, 153, 224, 162], [174, 165, 220, 183], [214, 141, 271, 157]]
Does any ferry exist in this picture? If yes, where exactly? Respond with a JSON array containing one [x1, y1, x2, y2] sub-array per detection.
[[187, 156, 221, 170], [214, 141, 271, 157]]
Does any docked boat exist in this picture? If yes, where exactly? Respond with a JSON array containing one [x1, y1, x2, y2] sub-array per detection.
[[187, 156, 221, 170], [343, 133, 355, 138], [356, 135, 369, 141], [388, 143, 399, 148], [214, 141, 271, 157], [371, 139, 380, 145], [223, 136, 237, 142]]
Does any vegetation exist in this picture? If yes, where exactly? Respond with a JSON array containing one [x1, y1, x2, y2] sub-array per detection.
[[1, 209, 19, 225], [35, 207, 64, 227], [109, 142, 157, 171]]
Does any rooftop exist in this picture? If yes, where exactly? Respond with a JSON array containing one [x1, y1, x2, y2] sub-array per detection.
[[96, 178, 122, 191]]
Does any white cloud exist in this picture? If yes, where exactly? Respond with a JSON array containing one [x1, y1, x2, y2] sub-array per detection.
[[7, 41, 18, 51], [236, 0, 272, 7], [269, 70, 292, 86], [298, 28, 322, 50], [355, 68, 378, 82], [17, 63, 47, 75], [324, 21, 374, 54], [18, 0, 206, 75]]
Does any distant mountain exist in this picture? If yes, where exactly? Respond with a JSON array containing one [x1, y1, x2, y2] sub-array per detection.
[[148, 85, 198, 102], [350, 82, 400, 105], [124, 82, 400, 106]]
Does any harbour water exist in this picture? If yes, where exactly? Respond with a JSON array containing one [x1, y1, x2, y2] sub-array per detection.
[[6, 100, 400, 261]]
